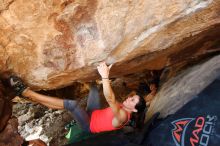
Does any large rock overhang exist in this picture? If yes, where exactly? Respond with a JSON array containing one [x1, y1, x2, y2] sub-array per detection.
[[0, 0, 219, 90]]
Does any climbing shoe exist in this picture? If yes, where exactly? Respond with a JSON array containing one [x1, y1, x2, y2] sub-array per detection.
[[9, 75, 27, 96]]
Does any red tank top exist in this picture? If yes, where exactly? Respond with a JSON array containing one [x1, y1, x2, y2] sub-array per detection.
[[90, 107, 130, 133]]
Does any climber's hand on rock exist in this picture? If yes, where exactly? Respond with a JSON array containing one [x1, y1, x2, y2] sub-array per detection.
[[97, 62, 112, 79]]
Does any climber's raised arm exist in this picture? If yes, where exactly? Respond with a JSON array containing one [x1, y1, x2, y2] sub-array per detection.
[[97, 62, 128, 126]]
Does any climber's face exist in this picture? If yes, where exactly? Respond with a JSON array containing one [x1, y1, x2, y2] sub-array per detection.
[[123, 94, 140, 112]]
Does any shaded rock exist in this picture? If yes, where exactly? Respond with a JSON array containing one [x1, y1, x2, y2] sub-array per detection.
[[0, 76, 24, 146], [0, 97, 11, 132], [0, 78, 13, 131], [0, 117, 24, 146], [147, 54, 220, 119]]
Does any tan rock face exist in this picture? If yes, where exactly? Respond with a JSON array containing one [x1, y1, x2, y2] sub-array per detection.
[[0, 0, 220, 90]]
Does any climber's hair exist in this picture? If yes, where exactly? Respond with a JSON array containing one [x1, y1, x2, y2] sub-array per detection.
[[135, 93, 147, 112]]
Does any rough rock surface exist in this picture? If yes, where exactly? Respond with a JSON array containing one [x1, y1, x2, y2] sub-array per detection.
[[0, 0, 220, 90], [13, 103, 73, 146]]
